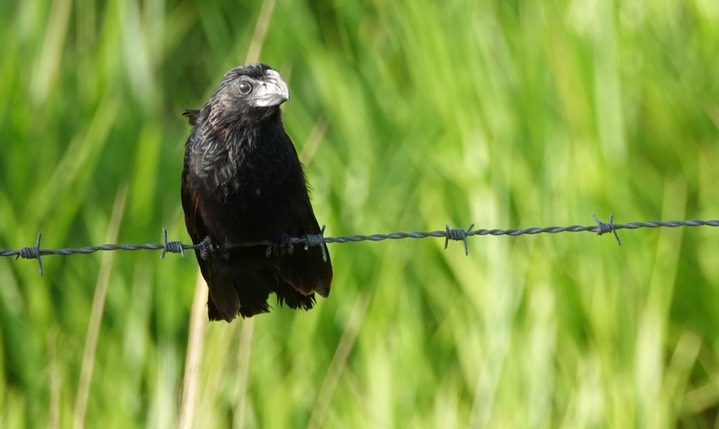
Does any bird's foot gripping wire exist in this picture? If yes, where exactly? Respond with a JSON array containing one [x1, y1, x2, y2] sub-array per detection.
[[199, 236, 218, 260], [199, 236, 231, 260], [265, 234, 294, 258]]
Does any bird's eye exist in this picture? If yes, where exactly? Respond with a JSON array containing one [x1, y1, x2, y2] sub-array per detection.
[[238, 81, 252, 94]]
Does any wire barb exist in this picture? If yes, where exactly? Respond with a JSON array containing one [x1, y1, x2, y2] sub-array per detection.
[[445, 224, 475, 256], [16, 232, 44, 276], [161, 228, 185, 258], [593, 214, 621, 246], [304, 225, 329, 262]]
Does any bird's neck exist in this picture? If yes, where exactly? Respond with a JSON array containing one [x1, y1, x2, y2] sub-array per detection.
[[196, 116, 285, 190]]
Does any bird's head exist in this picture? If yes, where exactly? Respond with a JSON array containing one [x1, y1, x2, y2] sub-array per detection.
[[206, 63, 290, 127]]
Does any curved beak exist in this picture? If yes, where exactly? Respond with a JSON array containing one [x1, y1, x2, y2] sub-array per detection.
[[253, 69, 290, 107]]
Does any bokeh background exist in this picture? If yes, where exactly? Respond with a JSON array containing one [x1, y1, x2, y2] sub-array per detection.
[[2, 0, 719, 427]]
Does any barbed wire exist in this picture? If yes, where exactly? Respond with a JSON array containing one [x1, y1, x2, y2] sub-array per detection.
[[1, 215, 718, 276]]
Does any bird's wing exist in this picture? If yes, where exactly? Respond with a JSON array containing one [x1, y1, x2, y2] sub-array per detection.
[[269, 132, 334, 298], [181, 169, 242, 321], [275, 193, 333, 298], [180, 170, 205, 248]]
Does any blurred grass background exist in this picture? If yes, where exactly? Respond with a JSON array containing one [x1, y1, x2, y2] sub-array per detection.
[[1, 0, 719, 427]]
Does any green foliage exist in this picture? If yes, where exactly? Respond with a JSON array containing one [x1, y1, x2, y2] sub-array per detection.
[[1, 0, 719, 427]]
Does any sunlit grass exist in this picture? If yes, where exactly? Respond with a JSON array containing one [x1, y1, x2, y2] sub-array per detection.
[[1, 0, 719, 428]]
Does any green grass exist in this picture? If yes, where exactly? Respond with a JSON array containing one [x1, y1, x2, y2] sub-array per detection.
[[2, 0, 719, 427]]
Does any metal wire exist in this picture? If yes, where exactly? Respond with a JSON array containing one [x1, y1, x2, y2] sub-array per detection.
[[2, 216, 718, 276]]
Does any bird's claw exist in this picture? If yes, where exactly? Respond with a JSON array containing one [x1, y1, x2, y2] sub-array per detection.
[[199, 236, 216, 260], [265, 234, 294, 258], [200, 236, 231, 260]]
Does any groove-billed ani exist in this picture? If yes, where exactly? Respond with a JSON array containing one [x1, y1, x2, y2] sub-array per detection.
[[181, 63, 333, 322]]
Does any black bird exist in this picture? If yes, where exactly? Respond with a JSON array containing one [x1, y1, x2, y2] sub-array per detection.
[[181, 63, 333, 321]]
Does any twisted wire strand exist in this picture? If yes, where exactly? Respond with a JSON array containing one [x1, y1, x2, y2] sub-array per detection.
[[2, 216, 718, 276]]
